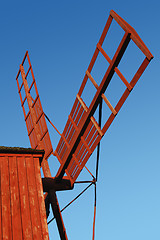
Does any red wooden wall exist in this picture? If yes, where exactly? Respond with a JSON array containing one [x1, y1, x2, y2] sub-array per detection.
[[0, 147, 49, 240]]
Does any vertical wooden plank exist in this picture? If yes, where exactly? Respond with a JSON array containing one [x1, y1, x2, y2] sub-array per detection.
[[0, 157, 2, 240], [1, 156, 12, 240], [33, 157, 49, 240], [9, 156, 23, 240], [25, 156, 43, 240], [17, 156, 33, 240]]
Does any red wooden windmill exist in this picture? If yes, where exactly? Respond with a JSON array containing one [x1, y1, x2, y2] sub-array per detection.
[[15, 10, 153, 240]]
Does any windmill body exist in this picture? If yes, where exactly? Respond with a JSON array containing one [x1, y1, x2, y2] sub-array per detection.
[[0, 147, 49, 240], [10, 9, 153, 239]]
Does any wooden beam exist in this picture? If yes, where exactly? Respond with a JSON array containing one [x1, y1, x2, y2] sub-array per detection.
[[56, 32, 131, 180]]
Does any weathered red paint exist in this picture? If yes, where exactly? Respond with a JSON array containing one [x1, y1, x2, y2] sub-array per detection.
[[0, 147, 49, 240]]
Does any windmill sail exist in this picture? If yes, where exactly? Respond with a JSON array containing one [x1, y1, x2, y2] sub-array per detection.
[[16, 52, 53, 177], [55, 10, 153, 184], [15, 10, 153, 240]]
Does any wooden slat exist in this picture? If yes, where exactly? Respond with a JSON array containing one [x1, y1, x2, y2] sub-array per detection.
[[97, 43, 133, 91], [82, 121, 94, 145], [18, 82, 24, 93], [72, 154, 83, 171], [25, 65, 32, 79], [59, 142, 68, 160], [114, 67, 133, 91], [60, 106, 84, 163], [59, 140, 67, 159], [68, 157, 78, 177], [81, 136, 92, 155], [29, 129, 38, 149], [74, 105, 84, 128], [86, 69, 117, 115], [88, 127, 99, 149], [36, 112, 43, 125], [27, 53, 39, 97], [67, 107, 84, 147], [86, 70, 99, 89], [17, 156, 33, 240], [65, 107, 83, 148], [84, 125, 97, 151], [22, 51, 28, 65], [33, 157, 49, 240], [56, 102, 80, 160], [90, 117, 104, 137], [74, 152, 91, 181], [68, 124, 96, 179], [57, 139, 66, 157], [56, 135, 65, 155], [77, 93, 103, 136], [76, 94, 88, 112], [69, 140, 84, 170], [72, 141, 84, 166], [102, 58, 150, 135], [65, 120, 76, 145], [25, 156, 43, 240], [1, 156, 12, 240], [21, 96, 27, 107], [9, 156, 23, 240], [101, 93, 117, 116], [97, 43, 111, 63], [99, 14, 113, 45], [64, 119, 72, 142], [72, 130, 98, 181], [78, 16, 113, 98], [61, 133, 70, 148], [67, 123, 95, 177], [68, 115, 78, 131], [16, 69, 21, 80]]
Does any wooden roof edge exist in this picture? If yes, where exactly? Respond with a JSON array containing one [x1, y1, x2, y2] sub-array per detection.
[[0, 146, 45, 163]]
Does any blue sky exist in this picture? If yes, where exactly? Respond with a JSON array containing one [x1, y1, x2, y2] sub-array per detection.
[[0, 1, 159, 239]]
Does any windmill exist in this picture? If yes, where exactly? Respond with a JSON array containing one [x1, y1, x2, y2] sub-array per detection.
[[16, 10, 153, 240]]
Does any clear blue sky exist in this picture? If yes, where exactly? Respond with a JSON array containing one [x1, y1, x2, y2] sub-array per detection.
[[0, 1, 159, 239]]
